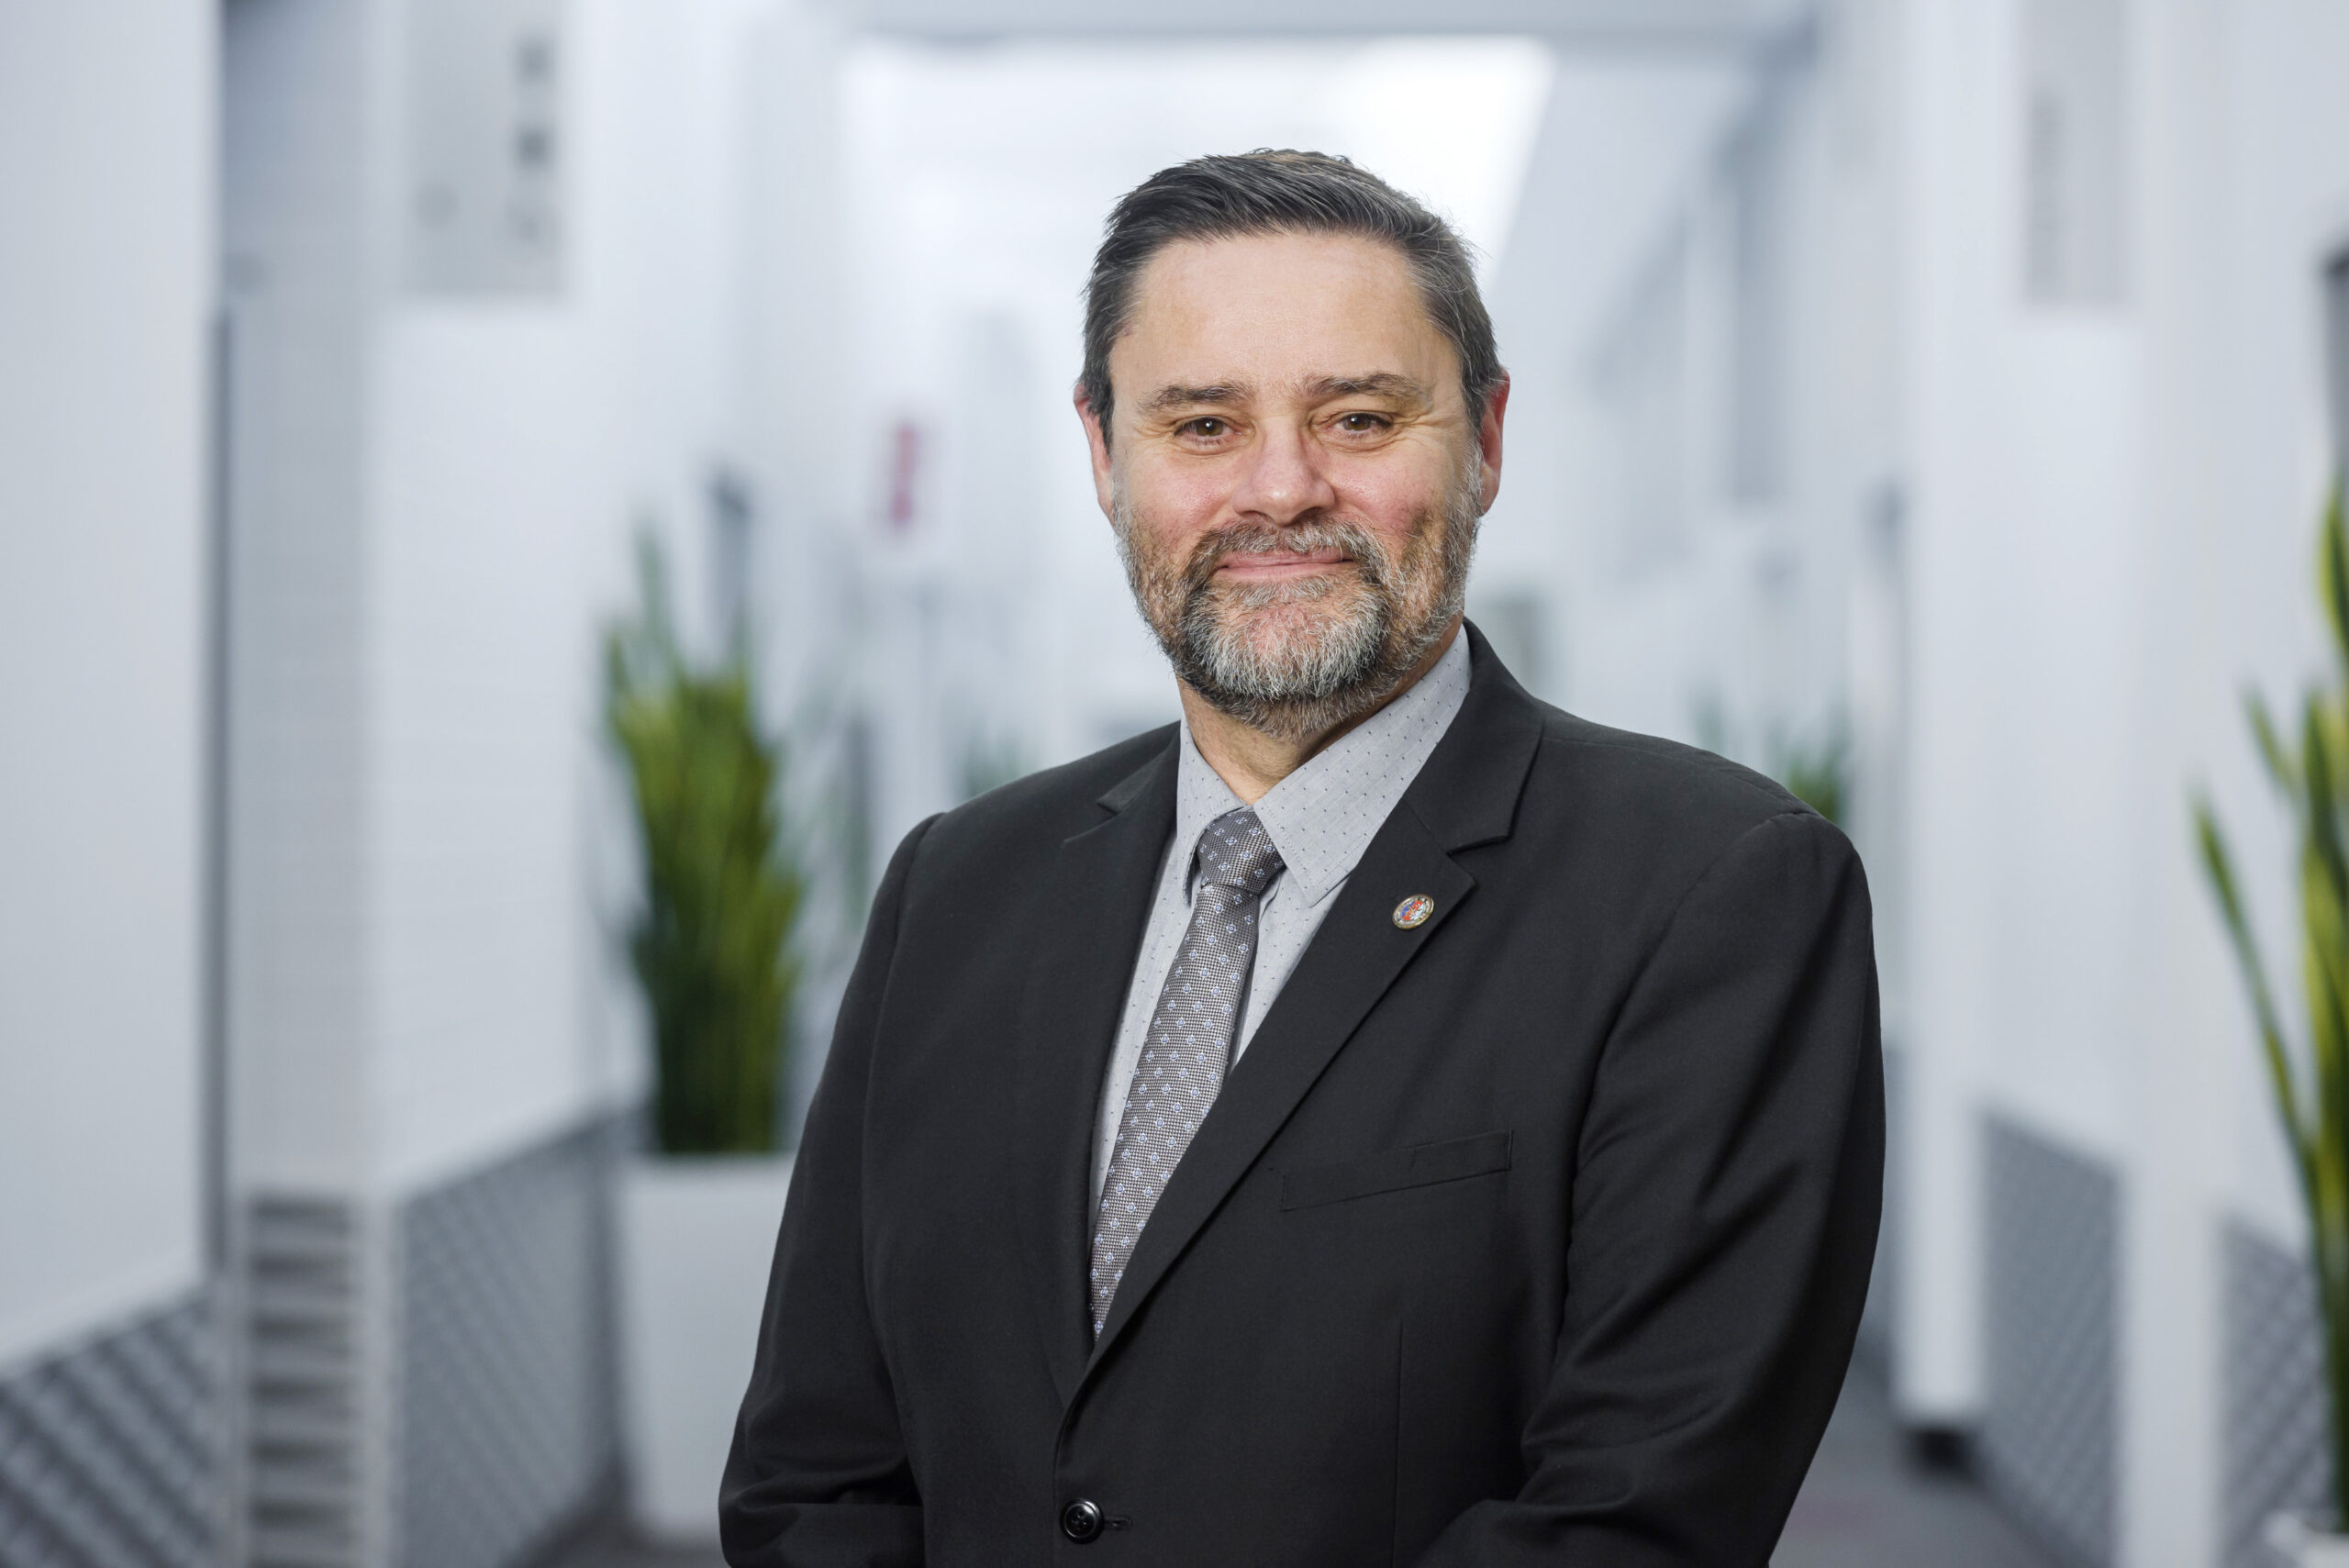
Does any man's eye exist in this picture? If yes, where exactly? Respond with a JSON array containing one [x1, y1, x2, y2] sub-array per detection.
[[1183, 417, 1229, 439], [1336, 412, 1389, 433]]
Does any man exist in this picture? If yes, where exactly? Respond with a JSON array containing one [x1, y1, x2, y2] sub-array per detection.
[[722, 150, 1881, 1567]]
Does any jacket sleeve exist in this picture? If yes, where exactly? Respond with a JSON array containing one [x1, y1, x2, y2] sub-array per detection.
[[1416, 809, 1885, 1568], [720, 817, 939, 1568]]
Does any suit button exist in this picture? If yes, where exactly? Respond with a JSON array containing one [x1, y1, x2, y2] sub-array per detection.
[[1060, 1499, 1104, 1543]]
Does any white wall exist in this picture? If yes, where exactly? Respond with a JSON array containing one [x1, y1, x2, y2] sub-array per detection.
[[221, 0, 789, 1204], [221, 0, 374, 1196], [0, 0, 216, 1370], [1519, 17, 1895, 768], [369, 0, 775, 1198], [1894, 0, 2148, 1433], [1485, 54, 1747, 714]]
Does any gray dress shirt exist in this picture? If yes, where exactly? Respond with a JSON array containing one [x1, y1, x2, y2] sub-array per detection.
[[1091, 632, 1473, 1200]]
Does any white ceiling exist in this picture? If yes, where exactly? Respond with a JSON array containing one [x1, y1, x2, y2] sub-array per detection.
[[822, 0, 1808, 50]]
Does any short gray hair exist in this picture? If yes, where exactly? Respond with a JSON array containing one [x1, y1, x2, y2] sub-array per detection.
[[1079, 150, 1503, 441]]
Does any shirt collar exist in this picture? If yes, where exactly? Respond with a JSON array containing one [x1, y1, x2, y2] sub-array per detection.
[[1172, 630, 1474, 906]]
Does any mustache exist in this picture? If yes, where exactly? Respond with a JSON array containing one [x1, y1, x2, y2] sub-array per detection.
[[1181, 520, 1390, 593]]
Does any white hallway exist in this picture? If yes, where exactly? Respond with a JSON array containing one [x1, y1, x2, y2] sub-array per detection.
[[6, 1, 2349, 1565]]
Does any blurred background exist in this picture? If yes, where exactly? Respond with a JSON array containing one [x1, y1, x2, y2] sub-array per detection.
[[6, 0, 2349, 1565]]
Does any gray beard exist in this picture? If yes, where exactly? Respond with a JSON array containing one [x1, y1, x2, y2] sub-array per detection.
[[1113, 473, 1481, 744]]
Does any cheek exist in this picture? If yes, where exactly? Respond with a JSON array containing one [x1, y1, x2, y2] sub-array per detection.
[[1333, 463, 1450, 554], [1127, 463, 1231, 553]]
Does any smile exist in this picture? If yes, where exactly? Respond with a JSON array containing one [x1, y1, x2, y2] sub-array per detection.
[[1212, 549, 1353, 581]]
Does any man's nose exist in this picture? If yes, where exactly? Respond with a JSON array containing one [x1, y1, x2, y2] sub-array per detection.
[[1228, 422, 1339, 525]]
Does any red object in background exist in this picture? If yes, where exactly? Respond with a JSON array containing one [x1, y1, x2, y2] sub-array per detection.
[[886, 420, 921, 535]]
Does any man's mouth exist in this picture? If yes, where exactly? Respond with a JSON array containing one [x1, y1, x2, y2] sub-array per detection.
[[1211, 547, 1353, 583]]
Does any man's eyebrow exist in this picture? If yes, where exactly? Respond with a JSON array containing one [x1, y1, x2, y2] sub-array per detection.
[[1143, 383, 1251, 412], [1305, 372, 1431, 401]]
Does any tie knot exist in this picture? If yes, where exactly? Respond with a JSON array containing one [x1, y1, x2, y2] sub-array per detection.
[[1195, 807, 1284, 895]]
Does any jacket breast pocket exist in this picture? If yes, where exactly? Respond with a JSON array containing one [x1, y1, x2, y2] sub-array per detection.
[[1279, 1130, 1513, 1211]]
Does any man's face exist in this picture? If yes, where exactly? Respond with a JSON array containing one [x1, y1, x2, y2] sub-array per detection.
[[1081, 231, 1507, 742]]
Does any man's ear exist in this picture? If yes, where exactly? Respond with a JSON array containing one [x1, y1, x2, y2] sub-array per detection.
[[1075, 388, 1117, 520], [1475, 371, 1511, 515]]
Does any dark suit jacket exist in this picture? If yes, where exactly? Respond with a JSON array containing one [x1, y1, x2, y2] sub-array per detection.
[[722, 628, 1884, 1567]]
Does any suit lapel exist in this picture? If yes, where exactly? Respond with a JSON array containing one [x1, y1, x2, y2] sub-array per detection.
[[1084, 627, 1546, 1373], [1013, 736, 1178, 1406]]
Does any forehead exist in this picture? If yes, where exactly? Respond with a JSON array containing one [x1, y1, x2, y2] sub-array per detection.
[[1112, 231, 1457, 399]]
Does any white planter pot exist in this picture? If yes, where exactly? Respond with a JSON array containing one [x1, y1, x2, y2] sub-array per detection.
[[618, 1153, 796, 1545], [2267, 1512, 2349, 1567]]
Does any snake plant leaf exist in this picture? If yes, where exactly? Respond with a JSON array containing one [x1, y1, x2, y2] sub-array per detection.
[[2195, 799, 2313, 1184], [2322, 478, 2349, 669], [2249, 690, 2293, 795], [2306, 699, 2349, 909], [2310, 873, 2349, 1202]]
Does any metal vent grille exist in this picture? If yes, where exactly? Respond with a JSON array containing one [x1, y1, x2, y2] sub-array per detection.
[[395, 1121, 618, 1568], [1980, 1114, 2120, 1567], [2221, 1218, 2330, 1568], [245, 1196, 362, 1568], [0, 1291, 219, 1568]]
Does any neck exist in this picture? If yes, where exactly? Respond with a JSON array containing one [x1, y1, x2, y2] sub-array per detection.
[[1180, 617, 1463, 805]]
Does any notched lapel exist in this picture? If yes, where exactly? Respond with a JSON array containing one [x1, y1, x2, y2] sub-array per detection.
[[1085, 804, 1476, 1368], [1012, 741, 1177, 1407]]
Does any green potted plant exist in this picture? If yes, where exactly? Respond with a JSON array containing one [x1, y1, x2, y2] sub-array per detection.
[[2195, 481, 2349, 1566], [605, 535, 805, 1544]]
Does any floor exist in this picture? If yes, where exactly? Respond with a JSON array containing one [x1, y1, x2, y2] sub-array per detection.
[[551, 1367, 2055, 1568], [1774, 1366, 2060, 1568], [545, 1521, 724, 1568]]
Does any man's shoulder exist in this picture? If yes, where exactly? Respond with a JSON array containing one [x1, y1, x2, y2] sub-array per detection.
[[1464, 698, 1863, 950], [1518, 701, 1832, 856], [900, 723, 1177, 879]]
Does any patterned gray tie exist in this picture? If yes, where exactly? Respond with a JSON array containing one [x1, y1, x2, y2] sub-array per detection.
[[1089, 806, 1285, 1337]]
